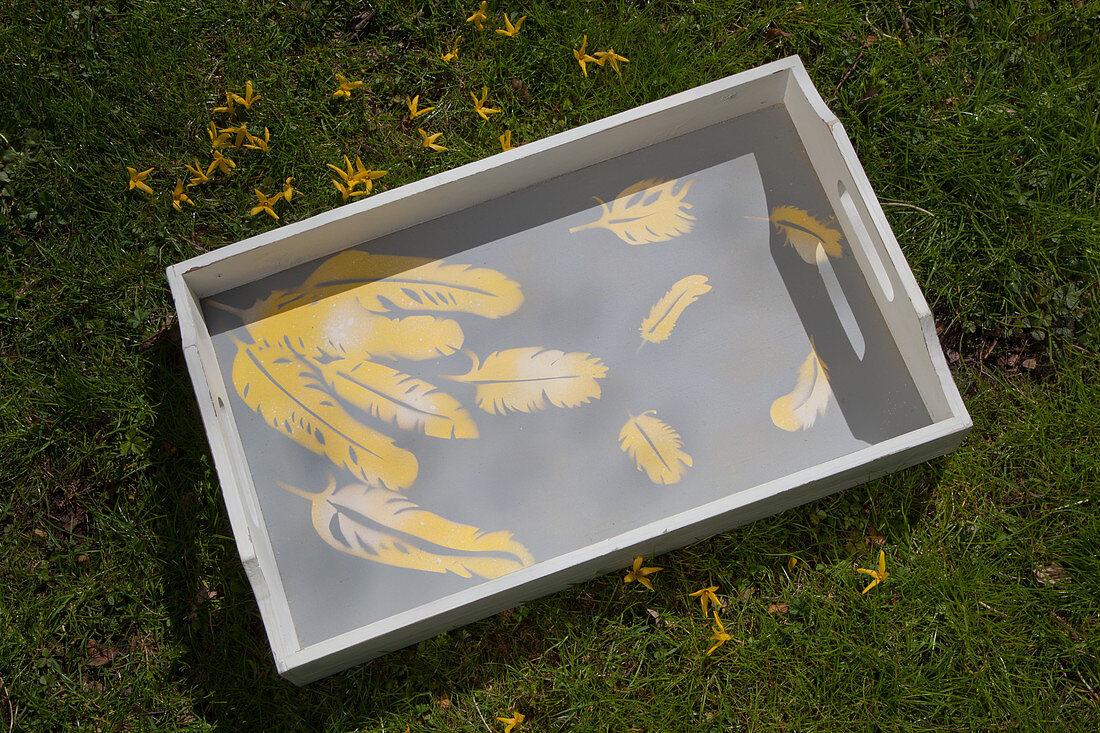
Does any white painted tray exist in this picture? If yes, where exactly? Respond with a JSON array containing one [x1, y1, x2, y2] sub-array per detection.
[[167, 56, 970, 684]]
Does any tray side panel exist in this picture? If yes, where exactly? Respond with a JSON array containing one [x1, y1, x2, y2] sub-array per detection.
[[167, 266, 302, 664], [176, 60, 797, 299], [780, 69, 969, 427]]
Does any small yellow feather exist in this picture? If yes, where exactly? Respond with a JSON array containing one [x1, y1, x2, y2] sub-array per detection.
[[618, 410, 693, 485], [569, 177, 696, 245], [638, 275, 711, 346], [444, 347, 608, 415], [770, 205, 843, 264], [770, 348, 832, 431]]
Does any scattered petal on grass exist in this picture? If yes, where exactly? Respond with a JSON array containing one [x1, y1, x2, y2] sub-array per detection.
[[208, 150, 235, 176], [208, 122, 232, 149], [171, 179, 192, 211], [441, 37, 460, 62], [496, 13, 525, 37], [788, 557, 798, 572], [333, 73, 363, 99], [688, 586, 724, 617], [407, 95, 434, 119], [594, 49, 629, 75], [213, 91, 236, 115], [223, 123, 250, 148], [706, 611, 731, 656], [352, 157, 387, 187], [856, 550, 889, 594], [126, 166, 154, 194], [418, 128, 448, 151], [466, 1, 488, 32], [471, 85, 501, 120], [333, 179, 369, 201], [499, 130, 514, 151], [250, 188, 281, 219], [573, 35, 599, 78], [244, 126, 271, 151], [327, 157, 354, 183], [328, 156, 383, 200], [496, 711, 524, 732], [624, 555, 662, 591], [184, 158, 210, 187], [281, 177, 295, 202], [232, 80, 260, 109]]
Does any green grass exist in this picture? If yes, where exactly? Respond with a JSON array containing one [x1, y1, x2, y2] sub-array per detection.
[[2, 0, 1099, 729]]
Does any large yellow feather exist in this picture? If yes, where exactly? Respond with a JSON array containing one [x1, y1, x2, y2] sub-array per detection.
[[248, 302, 465, 364], [770, 348, 832, 431], [443, 347, 608, 415], [639, 275, 711, 345], [770, 205, 843, 264], [285, 480, 534, 579], [258, 250, 435, 316], [569, 177, 696, 245], [231, 340, 418, 489], [618, 410, 693, 485], [351, 261, 524, 318], [320, 360, 478, 439]]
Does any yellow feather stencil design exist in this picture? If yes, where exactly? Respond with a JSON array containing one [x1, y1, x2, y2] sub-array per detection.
[[249, 301, 465, 364], [284, 480, 534, 579], [351, 261, 524, 319], [639, 275, 711, 345], [232, 339, 418, 489], [618, 410, 693, 485], [259, 250, 435, 316], [770, 348, 833, 431], [444, 347, 608, 415], [770, 205, 843, 264], [320, 360, 478, 439], [569, 177, 696, 244]]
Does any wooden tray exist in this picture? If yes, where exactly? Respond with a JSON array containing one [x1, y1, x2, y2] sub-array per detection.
[[167, 56, 970, 684]]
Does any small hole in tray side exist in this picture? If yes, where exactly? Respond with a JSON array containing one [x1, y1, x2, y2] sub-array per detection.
[[837, 180, 894, 302]]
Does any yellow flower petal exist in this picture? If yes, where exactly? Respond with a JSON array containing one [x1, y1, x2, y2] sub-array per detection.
[[465, 1, 488, 31]]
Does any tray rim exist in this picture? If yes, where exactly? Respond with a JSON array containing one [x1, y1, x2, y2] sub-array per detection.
[[166, 54, 971, 684]]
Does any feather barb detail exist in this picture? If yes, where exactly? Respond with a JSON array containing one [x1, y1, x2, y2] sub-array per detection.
[[618, 410, 693, 485], [569, 177, 696, 245]]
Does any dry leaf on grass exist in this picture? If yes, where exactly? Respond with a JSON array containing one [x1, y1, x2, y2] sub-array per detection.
[[1034, 562, 1070, 587]]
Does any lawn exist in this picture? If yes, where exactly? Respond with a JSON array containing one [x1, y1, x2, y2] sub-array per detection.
[[1, 0, 1098, 730]]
